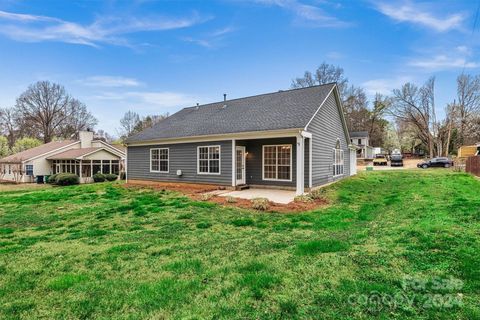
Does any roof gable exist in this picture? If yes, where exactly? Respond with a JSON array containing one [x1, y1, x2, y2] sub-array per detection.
[[127, 83, 336, 143]]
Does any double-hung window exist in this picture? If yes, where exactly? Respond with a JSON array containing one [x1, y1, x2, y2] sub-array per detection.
[[333, 141, 344, 176], [262, 145, 292, 181], [198, 146, 220, 174], [150, 148, 169, 173], [25, 165, 34, 176]]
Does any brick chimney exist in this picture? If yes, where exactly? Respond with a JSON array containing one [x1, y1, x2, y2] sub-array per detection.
[[79, 130, 94, 148]]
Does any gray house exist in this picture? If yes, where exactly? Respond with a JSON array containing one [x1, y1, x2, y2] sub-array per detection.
[[126, 83, 356, 195]]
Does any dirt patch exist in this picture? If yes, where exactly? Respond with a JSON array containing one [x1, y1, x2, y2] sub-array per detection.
[[197, 195, 328, 213], [125, 180, 220, 194], [125, 180, 328, 213]]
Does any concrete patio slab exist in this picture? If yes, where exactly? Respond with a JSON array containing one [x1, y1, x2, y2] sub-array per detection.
[[220, 188, 296, 204]]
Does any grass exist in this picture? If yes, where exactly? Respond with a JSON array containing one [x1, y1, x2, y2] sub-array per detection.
[[0, 171, 479, 319]]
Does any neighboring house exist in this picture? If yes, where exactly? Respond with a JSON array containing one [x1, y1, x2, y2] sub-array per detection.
[[0, 131, 125, 183], [126, 83, 356, 195], [350, 131, 373, 159]]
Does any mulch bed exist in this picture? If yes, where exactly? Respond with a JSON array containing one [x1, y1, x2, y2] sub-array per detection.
[[125, 180, 328, 213]]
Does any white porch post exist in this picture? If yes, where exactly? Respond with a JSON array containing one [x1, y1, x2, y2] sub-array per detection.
[[79, 160, 83, 182], [231, 139, 236, 187], [309, 136, 313, 188], [296, 133, 305, 195]]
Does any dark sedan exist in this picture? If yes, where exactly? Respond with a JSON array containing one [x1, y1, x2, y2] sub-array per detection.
[[417, 157, 454, 169]]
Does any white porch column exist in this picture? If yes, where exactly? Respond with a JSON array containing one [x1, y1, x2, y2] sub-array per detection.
[[231, 139, 236, 187], [309, 136, 313, 188], [79, 160, 83, 182], [296, 134, 305, 195]]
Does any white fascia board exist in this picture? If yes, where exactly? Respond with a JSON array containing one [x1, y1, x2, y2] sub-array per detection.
[[126, 128, 303, 147]]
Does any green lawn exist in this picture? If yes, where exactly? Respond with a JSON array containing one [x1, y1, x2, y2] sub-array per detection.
[[0, 170, 479, 319]]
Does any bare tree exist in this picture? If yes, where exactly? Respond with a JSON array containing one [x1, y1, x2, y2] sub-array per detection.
[[291, 62, 348, 98], [389, 77, 440, 157], [456, 74, 480, 145], [59, 99, 98, 138], [119, 111, 140, 139], [15, 81, 96, 143], [0, 107, 21, 148]]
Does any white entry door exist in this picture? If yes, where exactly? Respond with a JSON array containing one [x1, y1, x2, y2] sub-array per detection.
[[236, 146, 246, 185]]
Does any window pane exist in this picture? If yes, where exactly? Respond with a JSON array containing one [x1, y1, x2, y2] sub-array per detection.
[[209, 160, 219, 173], [210, 146, 220, 159], [199, 147, 208, 160], [160, 160, 168, 172], [199, 160, 209, 173], [278, 165, 290, 180], [264, 165, 276, 179]]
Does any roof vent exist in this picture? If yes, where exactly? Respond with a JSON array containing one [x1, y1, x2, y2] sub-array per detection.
[[195, 103, 199, 110], [223, 93, 227, 101]]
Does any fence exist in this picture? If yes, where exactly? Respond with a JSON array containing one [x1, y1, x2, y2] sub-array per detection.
[[466, 156, 480, 177]]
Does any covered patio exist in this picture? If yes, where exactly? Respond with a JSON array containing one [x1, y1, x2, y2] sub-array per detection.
[[47, 148, 122, 183]]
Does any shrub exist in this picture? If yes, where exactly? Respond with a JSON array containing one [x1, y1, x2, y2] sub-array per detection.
[[47, 174, 59, 184], [55, 173, 80, 186], [225, 196, 237, 203], [200, 193, 213, 201], [294, 195, 314, 203], [93, 173, 106, 183], [309, 188, 326, 200], [252, 198, 269, 211], [104, 174, 118, 181]]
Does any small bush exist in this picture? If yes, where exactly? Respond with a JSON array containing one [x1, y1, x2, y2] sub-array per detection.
[[309, 188, 326, 200], [294, 195, 314, 203], [93, 173, 106, 183], [47, 174, 59, 184], [252, 198, 269, 211], [104, 174, 118, 181], [55, 173, 80, 186], [200, 193, 213, 201], [225, 196, 237, 203]]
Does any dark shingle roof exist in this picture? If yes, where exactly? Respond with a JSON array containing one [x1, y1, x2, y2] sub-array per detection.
[[350, 131, 369, 138], [127, 83, 336, 143]]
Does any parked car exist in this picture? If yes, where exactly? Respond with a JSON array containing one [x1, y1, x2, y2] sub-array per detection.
[[390, 154, 404, 167], [417, 157, 454, 169], [373, 154, 388, 166]]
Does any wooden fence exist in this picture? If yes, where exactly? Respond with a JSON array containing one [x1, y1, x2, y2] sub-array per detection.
[[466, 156, 480, 177]]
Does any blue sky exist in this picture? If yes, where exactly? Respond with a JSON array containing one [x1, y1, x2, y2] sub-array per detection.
[[0, 0, 478, 136]]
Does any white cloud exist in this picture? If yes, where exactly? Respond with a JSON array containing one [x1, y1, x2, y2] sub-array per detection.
[[93, 91, 199, 109], [183, 26, 236, 48], [374, 1, 464, 32], [0, 10, 209, 47], [79, 76, 142, 87], [362, 76, 412, 95], [255, 0, 350, 27], [409, 55, 479, 70]]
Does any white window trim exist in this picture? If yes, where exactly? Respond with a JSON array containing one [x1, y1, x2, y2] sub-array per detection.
[[333, 145, 345, 177], [262, 144, 293, 182], [150, 148, 169, 173], [197, 145, 221, 175]]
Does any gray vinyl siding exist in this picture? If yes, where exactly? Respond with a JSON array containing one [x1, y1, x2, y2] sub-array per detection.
[[237, 137, 296, 188], [308, 91, 350, 187], [127, 140, 232, 185]]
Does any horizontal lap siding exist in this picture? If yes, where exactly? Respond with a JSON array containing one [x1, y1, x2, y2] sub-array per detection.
[[127, 140, 232, 185], [238, 137, 296, 187], [308, 92, 350, 187]]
